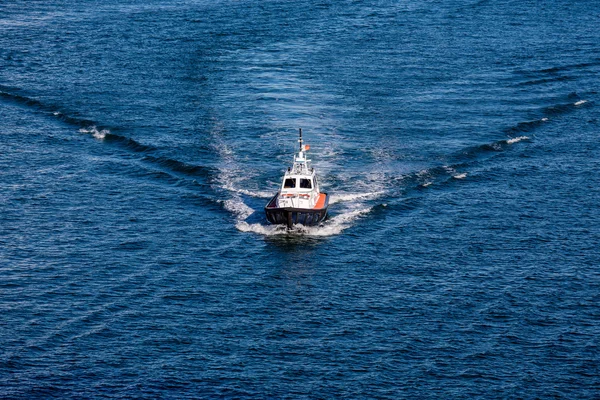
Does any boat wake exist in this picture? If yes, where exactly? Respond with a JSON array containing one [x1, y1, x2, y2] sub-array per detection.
[[0, 86, 216, 182], [221, 94, 582, 236], [215, 103, 562, 237], [2, 84, 592, 237]]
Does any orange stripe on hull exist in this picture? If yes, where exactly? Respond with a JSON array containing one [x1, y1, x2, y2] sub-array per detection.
[[313, 193, 327, 209]]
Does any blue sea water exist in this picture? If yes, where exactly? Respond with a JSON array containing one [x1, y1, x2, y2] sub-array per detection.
[[1, 0, 599, 397]]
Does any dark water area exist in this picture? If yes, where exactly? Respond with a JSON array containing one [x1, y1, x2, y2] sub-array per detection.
[[1, 0, 599, 398]]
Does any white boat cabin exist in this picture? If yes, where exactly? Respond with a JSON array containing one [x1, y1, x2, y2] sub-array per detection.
[[277, 147, 322, 209]]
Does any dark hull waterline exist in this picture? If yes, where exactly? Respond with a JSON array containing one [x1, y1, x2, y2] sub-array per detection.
[[265, 193, 329, 228]]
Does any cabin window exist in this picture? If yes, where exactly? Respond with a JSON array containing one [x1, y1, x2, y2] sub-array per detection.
[[284, 178, 296, 188], [300, 178, 312, 189]]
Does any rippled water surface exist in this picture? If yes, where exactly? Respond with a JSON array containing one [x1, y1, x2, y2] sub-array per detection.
[[1, 0, 599, 398]]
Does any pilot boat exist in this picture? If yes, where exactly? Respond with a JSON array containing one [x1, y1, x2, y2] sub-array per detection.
[[265, 128, 329, 229]]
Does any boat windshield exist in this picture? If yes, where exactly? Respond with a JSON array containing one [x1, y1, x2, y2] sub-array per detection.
[[299, 178, 312, 189], [284, 178, 296, 188]]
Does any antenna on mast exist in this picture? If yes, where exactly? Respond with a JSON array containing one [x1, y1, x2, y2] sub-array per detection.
[[299, 128, 303, 151]]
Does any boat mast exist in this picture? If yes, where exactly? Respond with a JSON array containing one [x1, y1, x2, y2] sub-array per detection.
[[293, 128, 310, 173]]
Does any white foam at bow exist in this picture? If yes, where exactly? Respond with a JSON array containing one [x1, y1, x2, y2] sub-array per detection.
[[236, 206, 372, 237]]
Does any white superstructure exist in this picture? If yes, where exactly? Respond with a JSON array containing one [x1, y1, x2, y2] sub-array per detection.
[[276, 142, 321, 209]]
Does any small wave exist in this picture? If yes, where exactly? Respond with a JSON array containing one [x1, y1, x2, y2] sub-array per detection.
[[506, 136, 529, 144], [542, 101, 580, 117], [79, 125, 108, 140], [538, 60, 600, 74], [452, 129, 536, 164], [0, 87, 101, 128], [574, 100, 587, 106], [0, 87, 47, 110], [142, 155, 213, 178], [453, 173, 467, 179], [515, 75, 573, 87], [421, 181, 433, 187], [504, 118, 547, 135]]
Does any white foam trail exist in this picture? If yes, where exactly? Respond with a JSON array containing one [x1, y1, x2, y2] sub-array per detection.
[[507, 136, 529, 144], [79, 126, 108, 140], [574, 100, 587, 106], [208, 126, 276, 200], [224, 184, 273, 199], [236, 221, 286, 236], [223, 197, 254, 220], [329, 191, 384, 204], [325, 207, 371, 226], [453, 173, 467, 179]]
